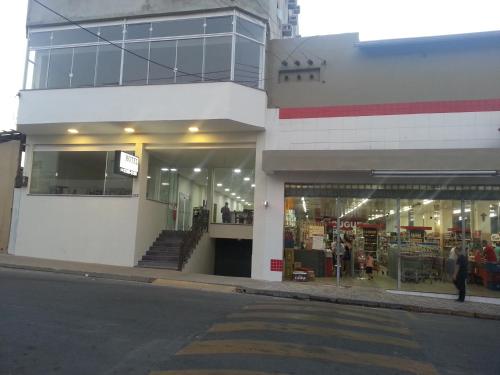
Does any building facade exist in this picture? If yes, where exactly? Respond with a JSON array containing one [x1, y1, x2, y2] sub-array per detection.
[[11, 1, 500, 295]]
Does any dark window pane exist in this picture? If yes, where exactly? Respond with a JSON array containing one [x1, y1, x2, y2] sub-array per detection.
[[123, 42, 149, 85], [149, 40, 176, 85], [71, 46, 97, 88], [30, 151, 107, 195], [47, 48, 73, 89], [104, 151, 133, 195], [29, 49, 50, 89], [151, 18, 204, 38], [98, 25, 124, 41], [29, 31, 52, 47], [52, 28, 99, 45], [236, 17, 265, 42], [95, 45, 121, 86], [204, 36, 231, 81], [235, 36, 261, 88], [125, 23, 151, 40], [176, 38, 203, 83], [206, 16, 233, 34]]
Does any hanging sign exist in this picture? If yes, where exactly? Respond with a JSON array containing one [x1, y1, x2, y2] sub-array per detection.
[[114, 151, 139, 177]]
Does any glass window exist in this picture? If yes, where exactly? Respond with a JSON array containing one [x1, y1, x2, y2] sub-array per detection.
[[236, 17, 265, 42], [28, 49, 50, 89], [235, 36, 261, 88], [95, 44, 121, 86], [98, 25, 124, 41], [29, 31, 52, 47], [30, 151, 132, 196], [176, 38, 203, 83], [146, 155, 178, 204], [125, 23, 151, 40], [206, 16, 233, 34], [204, 36, 232, 81], [52, 28, 99, 46], [149, 40, 176, 85], [122, 42, 149, 86], [151, 18, 205, 38], [71, 46, 97, 88], [47, 48, 73, 89]]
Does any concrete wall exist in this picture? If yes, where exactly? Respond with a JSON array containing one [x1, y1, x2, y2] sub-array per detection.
[[268, 33, 500, 108], [0, 141, 20, 251], [182, 233, 215, 274], [27, 0, 274, 27], [209, 224, 253, 240]]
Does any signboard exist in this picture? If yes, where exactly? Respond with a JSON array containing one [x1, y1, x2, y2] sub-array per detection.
[[114, 151, 139, 177]]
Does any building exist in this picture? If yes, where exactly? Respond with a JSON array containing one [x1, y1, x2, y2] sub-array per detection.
[[11, 0, 500, 295]]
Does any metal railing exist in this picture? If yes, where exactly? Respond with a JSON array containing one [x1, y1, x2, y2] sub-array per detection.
[[177, 209, 209, 270]]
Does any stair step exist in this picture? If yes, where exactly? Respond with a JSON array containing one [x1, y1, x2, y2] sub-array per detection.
[[142, 254, 179, 261], [147, 249, 180, 255], [137, 260, 178, 270], [153, 241, 182, 247]]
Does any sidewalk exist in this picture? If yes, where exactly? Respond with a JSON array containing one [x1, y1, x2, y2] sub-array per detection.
[[1, 253, 500, 320]]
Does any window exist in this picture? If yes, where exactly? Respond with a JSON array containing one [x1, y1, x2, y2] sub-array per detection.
[[149, 40, 176, 85], [235, 36, 261, 88], [28, 49, 50, 89], [71, 46, 97, 88], [204, 36, 232, 81], [30, 151, 133, 196], [98, 25, 124, 41], [205, 16, 233, 34], [236, 17, 265, 42], [122, 42, 149, 85], [95, 44, 121, 86], [125, 23, 151, 40], [176, 38, 204, 83], [52, 28, 99, 45], [47, 48, 72, 89], [151, 18, 205, 38]]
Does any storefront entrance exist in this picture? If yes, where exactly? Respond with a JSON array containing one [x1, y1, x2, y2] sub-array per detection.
[[284, 183, 500, 297]]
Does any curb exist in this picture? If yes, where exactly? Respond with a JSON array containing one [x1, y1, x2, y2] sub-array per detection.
[[236, 287, 500, 321], [0, 263, 155, 284]]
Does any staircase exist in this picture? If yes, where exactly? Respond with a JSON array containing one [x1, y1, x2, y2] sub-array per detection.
[[138, 230, 186, 270]]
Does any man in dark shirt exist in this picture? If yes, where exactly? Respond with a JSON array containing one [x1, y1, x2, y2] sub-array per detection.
[[453, 247, 468, 302]]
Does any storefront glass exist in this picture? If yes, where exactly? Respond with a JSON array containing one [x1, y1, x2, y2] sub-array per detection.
[[284, 184, 500, 297]]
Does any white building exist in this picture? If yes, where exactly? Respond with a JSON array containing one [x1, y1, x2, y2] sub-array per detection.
[[9, 1, 500, 294]]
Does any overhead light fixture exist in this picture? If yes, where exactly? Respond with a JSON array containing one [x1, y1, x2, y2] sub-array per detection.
[[372, 170, 498, 177], [147, 176, 151, 179], [237, 196, 241, 199], [170, 168, 177, 172], [251, 184, 255, 188], [225, 188, 230, 192], [188, 126, 199, 133], [217, 183, 223, 187], [244, 177, 251, 181], [161, 182, 170, 186], [231, 193, 236, 196], [234, 169, 241, 174], [193, 168, 201, 173], [67, 129, 79, 134], [161, 168, 169, 172], [124, 128, 135, 133]]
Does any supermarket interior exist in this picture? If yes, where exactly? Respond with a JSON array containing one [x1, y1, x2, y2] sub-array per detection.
[[283, 185, 500, 297]]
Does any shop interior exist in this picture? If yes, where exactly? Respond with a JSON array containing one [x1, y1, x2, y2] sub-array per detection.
[[284, 194, 500, 297]]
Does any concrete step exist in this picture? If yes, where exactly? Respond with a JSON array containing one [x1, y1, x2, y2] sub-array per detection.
[[142, 254, 179, 262], [137, 260, 178, 270], [149, 245, 181, 252], [153, 240, 183, 247], [146, 249, 180, 256]]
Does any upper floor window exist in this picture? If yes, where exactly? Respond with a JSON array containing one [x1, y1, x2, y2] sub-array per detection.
[[25, 13, 266, 90]]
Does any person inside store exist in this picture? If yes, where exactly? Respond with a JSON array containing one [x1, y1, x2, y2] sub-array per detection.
[[484, 241, 498, 263], [221, 202, 231, 224], [453, 246, 468, 302], [366, 253, 374, 280]]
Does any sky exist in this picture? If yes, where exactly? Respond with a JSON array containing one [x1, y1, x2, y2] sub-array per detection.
[[1, 0, 500, 131]]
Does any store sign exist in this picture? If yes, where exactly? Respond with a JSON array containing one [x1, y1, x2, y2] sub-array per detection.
[[114, 151, 139, 177]]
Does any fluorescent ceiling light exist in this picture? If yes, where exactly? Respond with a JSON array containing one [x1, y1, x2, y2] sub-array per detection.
[[225, 188, 230, 192], [251, 184, 255, 188], [372, 170, 498, 177], [217, 183, 223, 187], [124, 128, 135, 133], [170, 168, 177, 172], [231, 193, 236, 196], [147, 176, 151, 179], [193, 168, 201, 173], [161, 182, 169, 186], [244, 177, 251, 181], [161, 168, 169, 172], [237, 196, 241, 199], [234, 169, 241, 174], [188, 126, 199, 133], [67, 129, 79, 134]]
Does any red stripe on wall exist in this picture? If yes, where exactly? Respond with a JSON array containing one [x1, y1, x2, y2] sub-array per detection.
[[279, 98, 500, 119]]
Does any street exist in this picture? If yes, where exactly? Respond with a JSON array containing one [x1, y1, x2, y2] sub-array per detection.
[[1, 268, 499, 375]]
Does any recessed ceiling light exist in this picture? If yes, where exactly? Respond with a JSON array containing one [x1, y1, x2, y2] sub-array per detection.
[[161, 182, 170, 186], [217, 183, 223, 187], [124, 128, 135, 133], [234, 169, 241, 174], [242, 200, 246, 202], [251, 184, 255, 188], [188, 126, 199, 133], [194, 168, 201, 173], [231, 193, 236, 196], [237, 196, 241, 199], [244, 177, 250, 181], [225, 188, 230, 192], [67, 129, 79, 134], [147, 176, 151, 179], [161, 168, 169, 172], [170, 168, 177, 172]]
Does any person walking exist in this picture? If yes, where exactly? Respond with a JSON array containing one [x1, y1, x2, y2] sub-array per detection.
[[221, 202, 231, 223], [453, 246, 468, 302]]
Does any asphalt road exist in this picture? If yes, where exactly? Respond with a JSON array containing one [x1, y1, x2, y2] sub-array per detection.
[[1, 268, 499, 375]]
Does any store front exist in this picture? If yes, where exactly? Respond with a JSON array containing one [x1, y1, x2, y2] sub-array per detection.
[[283, 183, 500, 297]]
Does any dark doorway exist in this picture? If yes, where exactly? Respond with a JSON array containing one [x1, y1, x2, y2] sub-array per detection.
[[214, 239, 252, 277]]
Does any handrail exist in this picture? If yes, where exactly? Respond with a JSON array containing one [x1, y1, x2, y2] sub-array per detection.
[[177, 209, 209, 270]]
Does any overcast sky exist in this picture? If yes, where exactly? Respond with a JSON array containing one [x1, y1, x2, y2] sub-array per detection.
[[1, 0, 500, 131]]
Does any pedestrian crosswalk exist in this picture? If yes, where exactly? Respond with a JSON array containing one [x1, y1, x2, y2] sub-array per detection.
[[150, 300, 440, 375]]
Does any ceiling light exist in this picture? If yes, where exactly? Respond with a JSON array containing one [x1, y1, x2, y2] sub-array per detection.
[[161, 168, 169, 172], [147, 176, 151, 179], [188, 126, 199, 133], [217, 183, 223, 187], [231, 193, 236, 196], [194, 168, 201, 173], [244, 177, 251, 181], [161, 182, 169, 186], [234, 169, 241, 174], [170, 168, 177, 172], [67, 129, 79, 134], [124, 128, 135, 133], [237, 196, 241, 199], [225, 188, 230, 192], [251, 184, 255, 188]]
